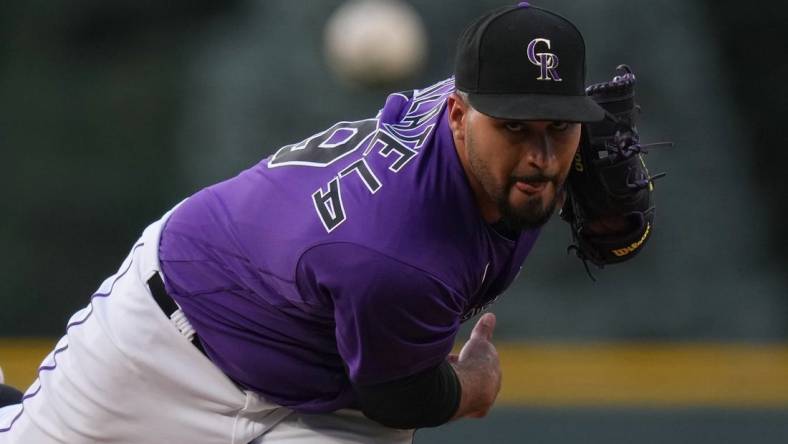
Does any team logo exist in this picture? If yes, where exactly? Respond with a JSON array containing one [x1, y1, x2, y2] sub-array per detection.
[[526, 38, 562, 82]]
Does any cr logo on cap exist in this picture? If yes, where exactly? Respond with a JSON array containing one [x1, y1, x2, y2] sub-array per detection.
[[526, 38, 562, 82]]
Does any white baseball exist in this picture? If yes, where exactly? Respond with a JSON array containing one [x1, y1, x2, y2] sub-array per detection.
[[324, 0, 428, 87]]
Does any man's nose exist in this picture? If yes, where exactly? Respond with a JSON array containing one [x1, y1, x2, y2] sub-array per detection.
[[522, 134, 554, 171]]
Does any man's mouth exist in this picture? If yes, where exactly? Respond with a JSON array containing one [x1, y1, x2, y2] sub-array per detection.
[[514, 180, 548, 195]]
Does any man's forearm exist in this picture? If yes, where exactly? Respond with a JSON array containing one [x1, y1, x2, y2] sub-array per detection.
[[354, 360, 461, 429]]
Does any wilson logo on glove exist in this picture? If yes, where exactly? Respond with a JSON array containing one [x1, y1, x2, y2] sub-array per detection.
[[611, 223, 651, 257], [573, 152, 584, 172]]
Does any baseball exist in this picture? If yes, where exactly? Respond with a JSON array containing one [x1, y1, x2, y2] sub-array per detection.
[[324, 0, 427, 87]]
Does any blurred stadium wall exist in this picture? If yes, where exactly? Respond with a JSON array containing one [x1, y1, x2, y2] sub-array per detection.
[[1, 1, 786, 442]]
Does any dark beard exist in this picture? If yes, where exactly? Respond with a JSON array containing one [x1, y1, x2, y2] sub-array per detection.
[[496, 176, 563, 232]]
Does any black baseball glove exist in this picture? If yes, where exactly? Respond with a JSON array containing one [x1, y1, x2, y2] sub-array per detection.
[[560, 65, 670, 274]]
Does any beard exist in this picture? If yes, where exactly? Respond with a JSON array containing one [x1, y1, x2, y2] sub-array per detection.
[[465, 127, 565, 233], [497, 175, 564, 232]]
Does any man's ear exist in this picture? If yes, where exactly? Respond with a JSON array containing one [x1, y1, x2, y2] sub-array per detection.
[[446, 93, 467, 143]]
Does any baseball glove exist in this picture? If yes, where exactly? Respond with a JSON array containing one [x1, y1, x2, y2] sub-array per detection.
[[560, 65, 670, 275]]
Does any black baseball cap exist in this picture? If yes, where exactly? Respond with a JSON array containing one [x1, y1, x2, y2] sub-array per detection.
[[455, 2, 605, 123]]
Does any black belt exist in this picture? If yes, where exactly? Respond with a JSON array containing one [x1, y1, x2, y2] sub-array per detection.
[[147, 273, 207, 356]]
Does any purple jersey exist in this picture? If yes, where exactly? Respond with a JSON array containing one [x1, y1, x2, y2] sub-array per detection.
[[158, 78, 541, 413]]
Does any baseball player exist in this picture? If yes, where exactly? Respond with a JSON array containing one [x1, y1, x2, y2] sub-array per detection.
[[0, 3, 663, 443]]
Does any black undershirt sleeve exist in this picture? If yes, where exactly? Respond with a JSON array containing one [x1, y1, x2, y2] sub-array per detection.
[[352, 360, 461, 429]]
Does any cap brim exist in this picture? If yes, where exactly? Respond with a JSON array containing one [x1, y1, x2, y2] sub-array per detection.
[[467, 92, 606, 122]]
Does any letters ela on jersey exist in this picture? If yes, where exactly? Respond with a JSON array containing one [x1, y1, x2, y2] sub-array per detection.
[[268, 79, 454, 233]]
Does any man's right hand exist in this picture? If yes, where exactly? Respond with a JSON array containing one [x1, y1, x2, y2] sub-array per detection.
[[449, 312, 501, 419]]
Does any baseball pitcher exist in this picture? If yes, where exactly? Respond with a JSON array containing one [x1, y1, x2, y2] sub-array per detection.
[[0, 3, 665, 443]]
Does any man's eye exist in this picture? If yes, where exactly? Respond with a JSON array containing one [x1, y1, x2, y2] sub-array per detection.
[[550, 121, 570, 131], [504, 122, 525, 132]]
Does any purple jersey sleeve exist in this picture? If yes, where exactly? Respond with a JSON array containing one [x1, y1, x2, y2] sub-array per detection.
[[297, 242, 465, 385]]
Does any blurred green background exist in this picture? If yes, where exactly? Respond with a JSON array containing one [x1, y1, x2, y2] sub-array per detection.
[[1, 0, 787, 442]]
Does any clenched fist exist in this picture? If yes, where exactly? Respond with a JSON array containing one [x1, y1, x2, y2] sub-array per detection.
[[449, 313, 502, 419]]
